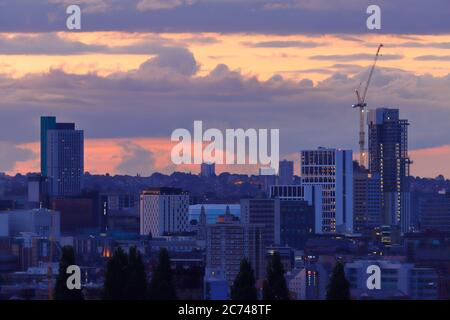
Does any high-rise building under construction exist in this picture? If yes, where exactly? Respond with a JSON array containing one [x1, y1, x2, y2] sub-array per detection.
[[367, 108, 411, 233]]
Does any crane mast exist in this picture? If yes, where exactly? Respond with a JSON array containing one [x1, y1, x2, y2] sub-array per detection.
[[353, 43, 383, 168]]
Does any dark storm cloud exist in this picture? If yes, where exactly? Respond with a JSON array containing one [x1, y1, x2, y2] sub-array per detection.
[[0, 0, 449, 34]]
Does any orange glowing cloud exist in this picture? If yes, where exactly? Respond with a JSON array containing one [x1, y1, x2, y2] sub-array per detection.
[[10, 137, 264, 176]]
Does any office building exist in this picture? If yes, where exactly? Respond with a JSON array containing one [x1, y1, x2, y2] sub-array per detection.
[[100, 193, 138, 233], [301, 148, 354, 234], [41, 116, 84, 197], [418, 192, 450, 233], [353, 162, 382, 233], [200, 162, 216, 177], [51, 195, 98, 234], [345, 259, 438, 300], [240, 198, 280, 249], [205, 220, 264, 283], [367, 108, 411, 233], [286, 264, 328, 300], [140, 187, 189, 237], [0, 208, 60, 239], [279, 160, 294, 185], [279, 200, 315, 250], [203, 268, 229, 300], [270, 184, 322, 233]]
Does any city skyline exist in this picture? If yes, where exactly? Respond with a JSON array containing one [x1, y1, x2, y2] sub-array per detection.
[[1, 1, 450, 303], [0, 2, 450, 178]]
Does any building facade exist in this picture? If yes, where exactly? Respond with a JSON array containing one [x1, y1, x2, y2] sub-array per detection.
[[205, 220, 264, 283], [140, 187, 189, 237], [301, 148, 354, 234], [278, 160, 294, 185], [367, 108, 411, 233], [345, 259, 438, 300], [41, 116, 84, 197], [353, 163, 382, 233], [240, 198, 280, 249]]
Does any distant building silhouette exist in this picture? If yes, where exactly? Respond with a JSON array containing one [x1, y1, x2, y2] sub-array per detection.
[[200, 162, 216, 177], [278, 160, 294, 185]]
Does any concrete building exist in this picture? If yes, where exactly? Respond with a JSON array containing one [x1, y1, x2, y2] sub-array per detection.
[[240, 198, 280, 249], [286, 265, 328, 300], [279, 200, 315, 250], [100, 193, 138, 233], [418, 191, 450, 233], [0, 209, 60, 239], [51, 197, 96, 234], [270, 184, 322, 234], [353, 162, 382, 233], [278, 160, 294, 185], [140, 187, 189, 237], [301, 148, 354, 234], [204, 267, 229, 300], [205, 219, 264, 283], [345, 259, 438, 300], [367, 108, 411, 233]]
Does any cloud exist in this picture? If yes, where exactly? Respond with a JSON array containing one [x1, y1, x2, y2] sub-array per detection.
[[0, 141, 36, 172], [48, 0, 119, 14], [0, 33, 106, 55], [137, 46, 199, 76], [242, 40, 325, 48], [115, 141, 156, 175], [309, 54, 404, 61], [415, 55, 450, 61], [394, 41, 450, 49], [0, 33, 179, 55], [136, 0, 197, 11], [0, 0, 443, 34], [2, 48, 450, 177]]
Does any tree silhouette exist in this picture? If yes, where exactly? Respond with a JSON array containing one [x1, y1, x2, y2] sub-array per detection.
[[326, 261, 351, 300], [262, 252, 289, 300], [230, 258, 258, 300], [54, 246, 84, 300], [148, 248, 177, 300], [103, 247, 129, 300], [124, 246, 147, 300]]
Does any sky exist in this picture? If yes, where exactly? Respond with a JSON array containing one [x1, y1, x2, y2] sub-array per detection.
[[1, 0, 450, 178]]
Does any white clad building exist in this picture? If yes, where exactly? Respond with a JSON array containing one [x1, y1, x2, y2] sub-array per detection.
[[301, 148, 353, 234], [140, 187, 189, 237]]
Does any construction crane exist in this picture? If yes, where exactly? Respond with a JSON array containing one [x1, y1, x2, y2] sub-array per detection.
[[353, 43, 383, 168]]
